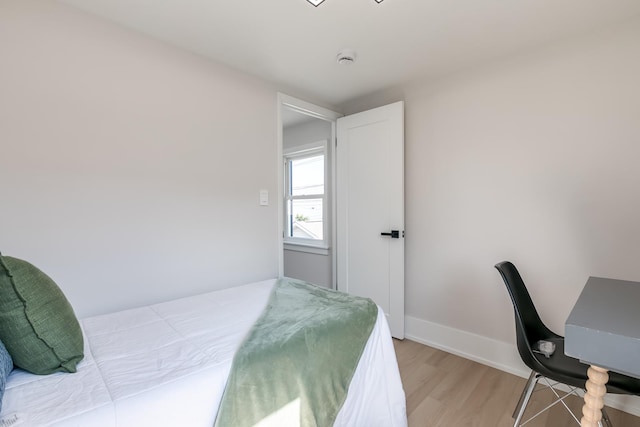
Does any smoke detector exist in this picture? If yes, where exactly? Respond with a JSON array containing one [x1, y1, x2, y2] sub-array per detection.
[[336, 49, 357, 65]]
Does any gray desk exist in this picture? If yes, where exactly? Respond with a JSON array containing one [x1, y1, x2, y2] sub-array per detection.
[[565, 276, 640, 427]]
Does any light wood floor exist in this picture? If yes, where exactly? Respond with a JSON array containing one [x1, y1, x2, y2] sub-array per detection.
[[394, 339, 640, 427]]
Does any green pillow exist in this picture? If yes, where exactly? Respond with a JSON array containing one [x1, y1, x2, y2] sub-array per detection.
[[0, 255, 84, 375]]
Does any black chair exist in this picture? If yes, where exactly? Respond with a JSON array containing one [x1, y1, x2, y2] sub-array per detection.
[[495, 261, 640, 427]]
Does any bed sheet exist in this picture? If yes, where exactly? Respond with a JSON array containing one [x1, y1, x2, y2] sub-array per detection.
[[0, 279, 406, 427]]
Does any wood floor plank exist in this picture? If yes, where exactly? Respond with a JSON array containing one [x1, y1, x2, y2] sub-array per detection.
[[394, 339, 640, 427]]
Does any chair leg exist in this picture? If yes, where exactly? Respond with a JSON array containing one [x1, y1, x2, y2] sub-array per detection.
[[600, 406, 613, 427], [513, 371, 541, 427]]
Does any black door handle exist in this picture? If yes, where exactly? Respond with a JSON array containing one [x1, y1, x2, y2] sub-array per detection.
[[380, 230, 400, 238]]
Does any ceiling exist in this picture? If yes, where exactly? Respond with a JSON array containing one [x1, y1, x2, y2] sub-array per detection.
[[59, 0, 640, 107]]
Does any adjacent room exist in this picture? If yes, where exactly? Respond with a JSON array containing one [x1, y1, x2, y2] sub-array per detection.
[[2, 0, 640, 426]]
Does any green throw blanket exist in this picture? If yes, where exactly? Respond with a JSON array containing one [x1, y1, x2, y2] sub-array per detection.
[[214, 278, 378, 427]]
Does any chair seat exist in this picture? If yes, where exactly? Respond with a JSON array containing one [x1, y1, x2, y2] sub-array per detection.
[[532, 338, 640, 395]]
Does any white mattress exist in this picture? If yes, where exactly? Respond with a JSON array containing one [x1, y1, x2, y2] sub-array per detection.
[[1, 279, 407, 427]]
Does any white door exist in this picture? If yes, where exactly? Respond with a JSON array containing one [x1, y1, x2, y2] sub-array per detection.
[[336, 101, 404, 339]]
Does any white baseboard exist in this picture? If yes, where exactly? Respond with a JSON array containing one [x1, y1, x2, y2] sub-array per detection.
[[405, 315, 640, 418]]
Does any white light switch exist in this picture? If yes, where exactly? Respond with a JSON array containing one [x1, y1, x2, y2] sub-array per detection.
[[259, 190, 269, 206]]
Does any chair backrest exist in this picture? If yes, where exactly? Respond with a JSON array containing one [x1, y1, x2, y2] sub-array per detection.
[[494, 261, 556, 370]]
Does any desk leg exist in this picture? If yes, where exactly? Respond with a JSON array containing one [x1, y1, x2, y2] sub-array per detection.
[[581, 365, 609, 427]]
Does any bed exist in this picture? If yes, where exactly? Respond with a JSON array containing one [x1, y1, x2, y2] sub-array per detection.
[[0, 278, 407, 427]]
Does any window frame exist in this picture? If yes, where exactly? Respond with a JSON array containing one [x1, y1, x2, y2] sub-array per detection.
[[283, 140, 329, 250]]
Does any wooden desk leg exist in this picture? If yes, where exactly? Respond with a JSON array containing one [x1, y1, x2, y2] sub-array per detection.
[[581, 365, 609, 427]]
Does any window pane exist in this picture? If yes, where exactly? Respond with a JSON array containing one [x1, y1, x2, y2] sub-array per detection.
[[287, 198, 323, 240], [291, 155, 324, 196]]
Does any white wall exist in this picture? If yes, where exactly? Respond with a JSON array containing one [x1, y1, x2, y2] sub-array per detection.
[[0, 0, 279, 317], [283, 118, 332, 150], [283, 249, 331, 288], [283, 117, 333, 288], [342, 19, 640, 346]]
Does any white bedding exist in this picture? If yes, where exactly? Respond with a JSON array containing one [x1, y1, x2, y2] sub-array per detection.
[[1, 279, 407, 427]]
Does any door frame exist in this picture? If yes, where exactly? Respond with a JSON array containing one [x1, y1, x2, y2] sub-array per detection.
[[277, 93, 342, 288]]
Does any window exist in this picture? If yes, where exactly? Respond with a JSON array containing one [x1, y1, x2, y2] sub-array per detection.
[[284, 141, 327, 247]]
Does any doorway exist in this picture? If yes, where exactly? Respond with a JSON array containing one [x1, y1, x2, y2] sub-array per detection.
[[277, 95, 405, 338], [277, 94, 341, 289]]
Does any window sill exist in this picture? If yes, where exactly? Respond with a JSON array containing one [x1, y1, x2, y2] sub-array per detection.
[[284, 242, 330, 256]]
